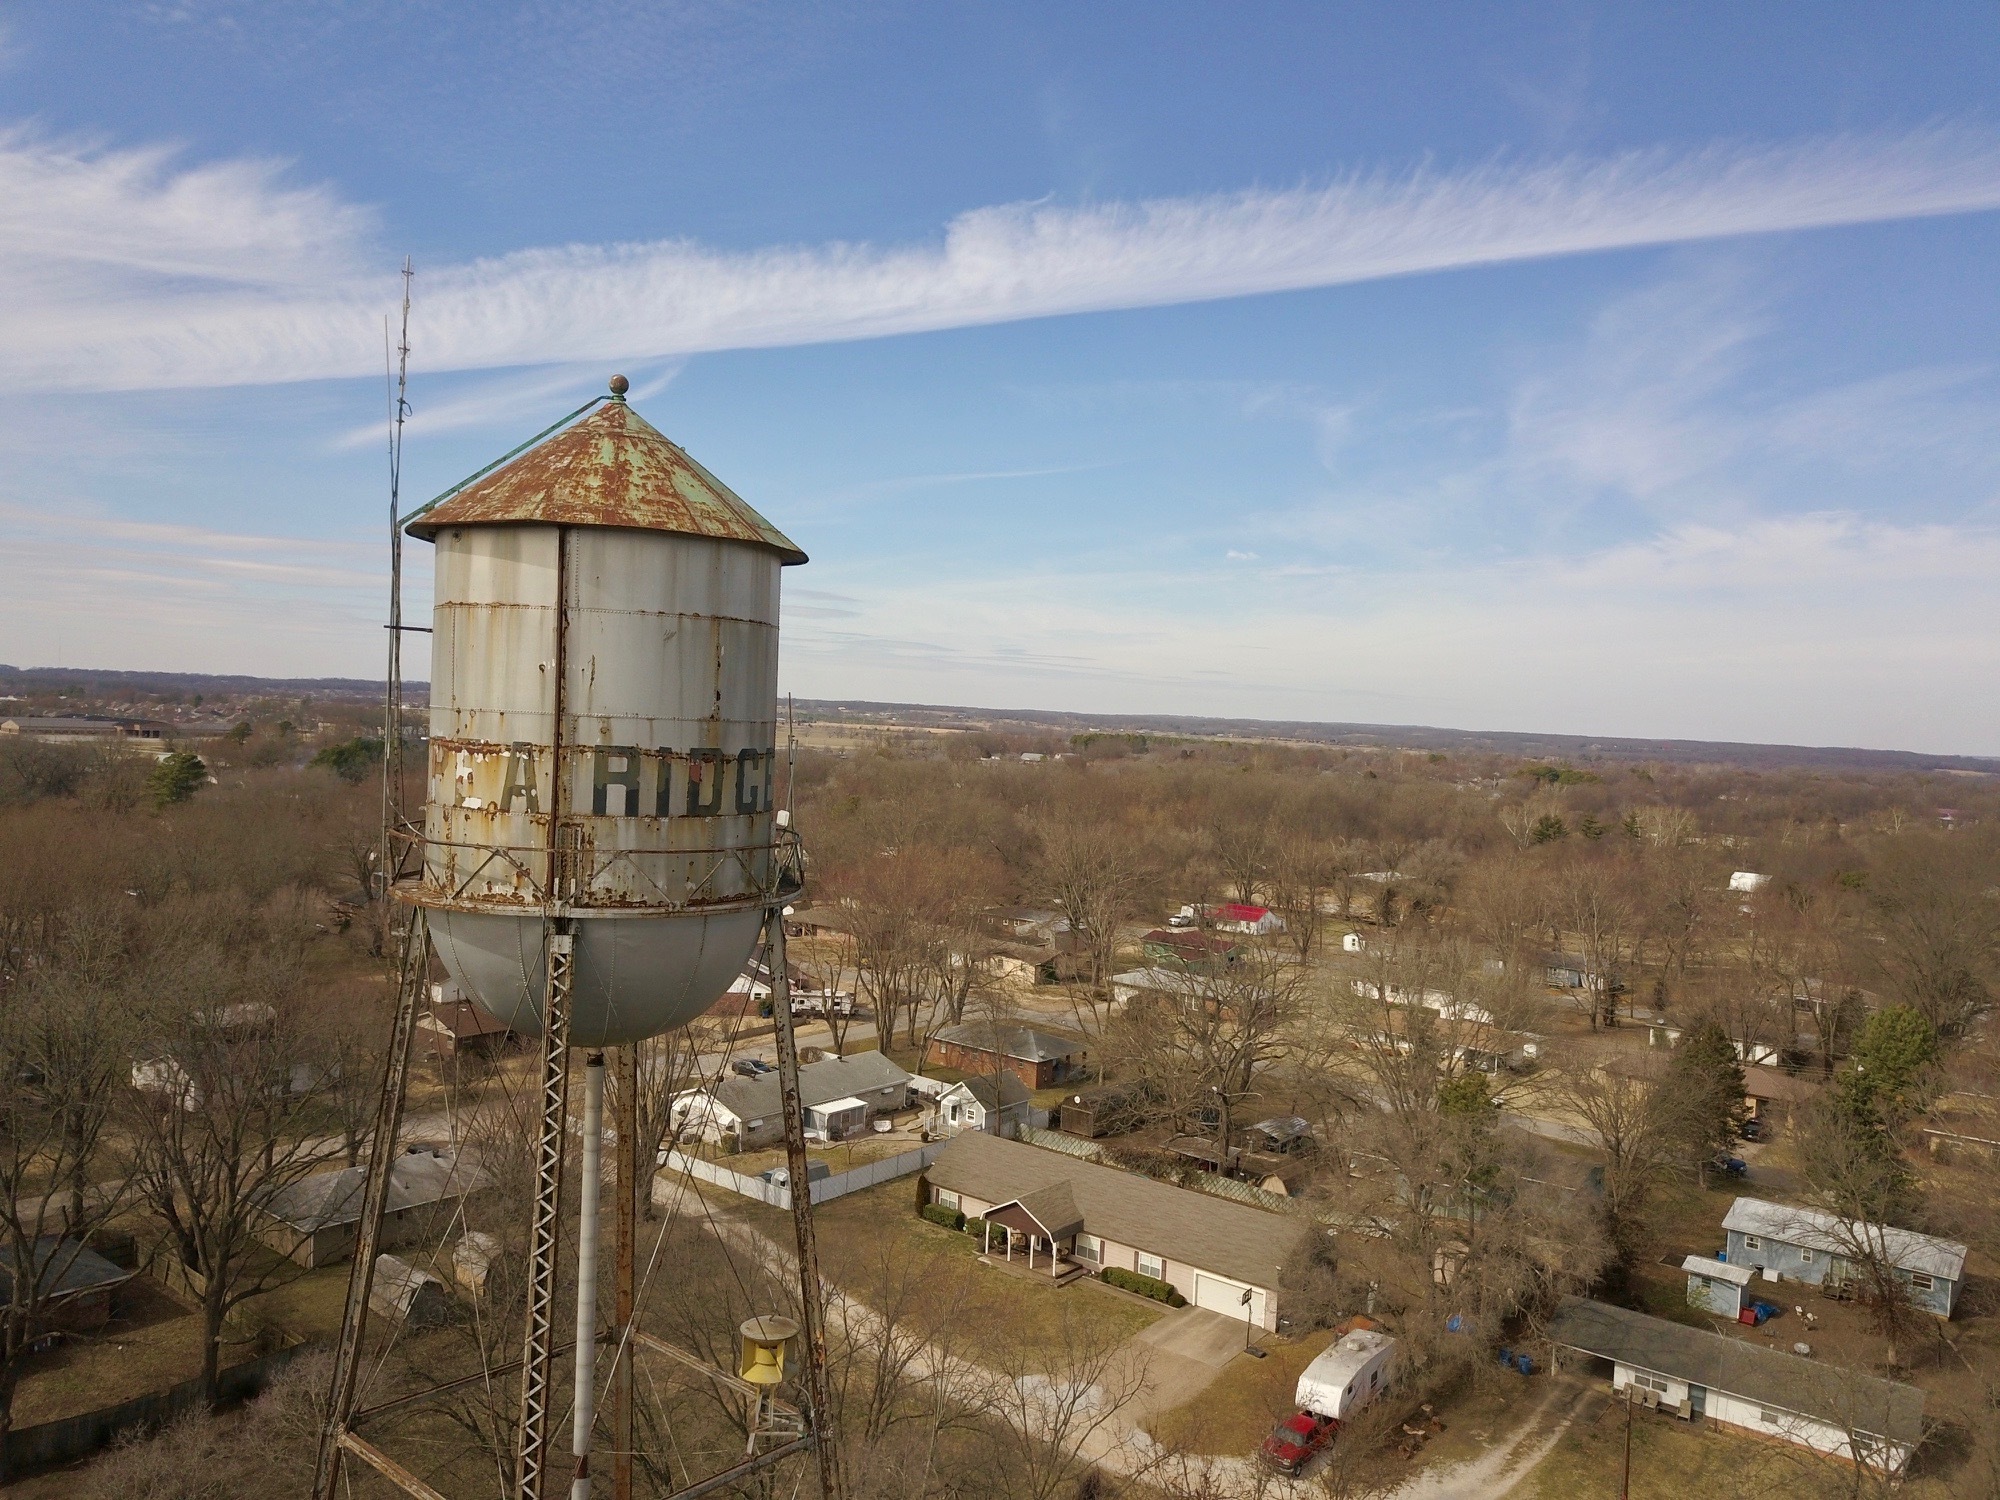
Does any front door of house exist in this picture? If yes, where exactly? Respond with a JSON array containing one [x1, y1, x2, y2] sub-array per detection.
[[1688, 1384, 1707, 1419]]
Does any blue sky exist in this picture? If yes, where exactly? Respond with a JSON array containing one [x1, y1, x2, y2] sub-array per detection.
[[3, 4, 1998, 752]]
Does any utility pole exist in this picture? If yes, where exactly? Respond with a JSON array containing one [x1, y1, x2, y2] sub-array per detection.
[[1620, 1385, 1633, 1500]]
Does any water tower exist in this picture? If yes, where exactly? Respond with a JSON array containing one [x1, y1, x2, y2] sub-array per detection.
[[315, 379, 839, 1500], [407, 375, 805, 1044]]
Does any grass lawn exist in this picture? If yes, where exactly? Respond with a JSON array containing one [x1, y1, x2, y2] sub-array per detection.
[[10, 1279, 208, 1426], [237, 1262, 354, 1343], [1148, 1327, 1336, 1454], [1518, 1389, 1949, 1500], [808, 1181, 1163, 1368]]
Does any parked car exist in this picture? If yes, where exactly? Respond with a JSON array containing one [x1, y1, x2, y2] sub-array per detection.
[[1260, 1411, 1337, 1475], [731, 1058, 776, 1079], [1710, 1155, 1748, 1178], [1739, 1117, 1764, 1141]]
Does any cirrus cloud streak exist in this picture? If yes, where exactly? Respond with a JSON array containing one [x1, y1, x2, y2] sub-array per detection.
[[8, 126, 2000, 392]]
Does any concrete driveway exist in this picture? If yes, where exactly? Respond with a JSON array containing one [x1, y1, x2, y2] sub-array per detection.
[[1135, 1307, 1257, 1367]]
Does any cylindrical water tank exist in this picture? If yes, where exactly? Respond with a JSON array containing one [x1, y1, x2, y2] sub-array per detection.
[[405, 385, 806, 1047]]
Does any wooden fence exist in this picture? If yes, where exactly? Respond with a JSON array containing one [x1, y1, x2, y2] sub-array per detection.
[[3, 1339, 318, 1476]]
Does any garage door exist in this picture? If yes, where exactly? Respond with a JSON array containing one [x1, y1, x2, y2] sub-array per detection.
[[1194, 1272, 1263, 1322]]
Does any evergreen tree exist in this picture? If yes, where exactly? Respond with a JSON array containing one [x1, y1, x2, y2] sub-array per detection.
[[1668, 1021, 1745, 1166], [1842, 1005, 1937, 1125], [145, 751, 208, 809]]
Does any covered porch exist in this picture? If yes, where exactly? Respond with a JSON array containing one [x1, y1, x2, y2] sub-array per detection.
[[979, 1185, 1089, 1285]]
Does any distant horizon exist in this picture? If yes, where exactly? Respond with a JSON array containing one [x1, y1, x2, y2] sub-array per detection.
[[4, 663, 1993, 773]]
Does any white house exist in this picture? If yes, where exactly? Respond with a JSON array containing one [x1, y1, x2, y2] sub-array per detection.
[[673, 1052, 912, 1150], [1728, 872, 1771, 894], [928, 1074, 1031, 1138], [1549, 1298, 1923, 1473], [1349, 980, 1494, 1027]]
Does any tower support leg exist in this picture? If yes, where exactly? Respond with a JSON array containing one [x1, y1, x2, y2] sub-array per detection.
[[313, 907, 430, 1500], [517, 924, 577, 1500], [766, 909, 844, 1500]]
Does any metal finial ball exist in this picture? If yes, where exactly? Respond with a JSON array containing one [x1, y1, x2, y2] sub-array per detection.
[[609, 374, 630, 397]]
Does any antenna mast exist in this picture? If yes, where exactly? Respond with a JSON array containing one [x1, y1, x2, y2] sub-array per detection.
[[382, 259, 414, 899]]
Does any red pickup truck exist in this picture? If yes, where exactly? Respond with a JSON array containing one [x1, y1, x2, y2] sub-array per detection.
[[1259, 1410, 1338, 1475]]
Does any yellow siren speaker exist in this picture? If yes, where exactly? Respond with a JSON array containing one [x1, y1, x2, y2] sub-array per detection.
[[739, 1315, 800, 1387]]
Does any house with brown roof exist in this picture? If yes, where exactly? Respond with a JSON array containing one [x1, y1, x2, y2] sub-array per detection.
[[927, 1022, 1088, 1089], [922, 1132, 1309, 1329]]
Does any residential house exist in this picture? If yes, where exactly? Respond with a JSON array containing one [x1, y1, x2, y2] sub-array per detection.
[[1744, 1070, 1820, 1124], [258, 1149, 487, 1269], [1720, 1197, 1966, 1318], [927, 1022, 1087, 1090], [1210, 903, 1286, 936], [928, 1074, 1031, 1138], [1728, 872, 1772, 894], [417, 985, 516, 1061], [1110, 966, 1210, 1006], [1683, 1255, 1756, 1319], [924, 1132, 1307, 1327], [673, 1051, 913, 1150], [1548, 1297, 1923, 1473], [1349, 979, 1495, 1027], [1141, 928, 1240, 969], [989, 906, 1065, 942], [0, 1237, 134, 1334]]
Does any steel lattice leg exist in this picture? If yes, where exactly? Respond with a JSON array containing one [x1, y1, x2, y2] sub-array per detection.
[[313, 907, 430, 1500], [517, 924, 576, 1500]]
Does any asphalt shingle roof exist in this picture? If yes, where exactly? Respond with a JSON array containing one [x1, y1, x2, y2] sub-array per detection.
[[261, 1152, 483, 1232], [927, 1132, 1307, 1289], [711, 1051, 912, 1123], [932, 1023, 1086, 1064], [1547, 1297, 1924, 1446]]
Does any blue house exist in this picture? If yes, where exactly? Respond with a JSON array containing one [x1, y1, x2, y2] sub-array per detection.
[[1682, 1255, 1754, 1318], [1721, 1197, 1966, 1319]]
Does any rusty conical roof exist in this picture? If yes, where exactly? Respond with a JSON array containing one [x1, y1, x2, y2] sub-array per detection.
[[407, 399, 806, 564]]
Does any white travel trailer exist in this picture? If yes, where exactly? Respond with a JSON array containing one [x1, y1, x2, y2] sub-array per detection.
[[1296, 1328, 1397, 1420]]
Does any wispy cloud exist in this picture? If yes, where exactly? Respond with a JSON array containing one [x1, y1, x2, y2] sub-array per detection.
[[8, 125, 2000, 393]]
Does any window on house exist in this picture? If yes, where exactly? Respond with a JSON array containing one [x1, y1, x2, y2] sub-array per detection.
[[1800, 1248, 1814, 1263], [1137, 1253, 1165, 1280], [936, 1189, 960, 1211], [1074, 1235, 1100, 1264], [1742, 1235, 1762, 1251], [1759, 1409, 1784, 1427], [1630, 1374, 1668, 1395], [1909, 1272, 1935, 1292]]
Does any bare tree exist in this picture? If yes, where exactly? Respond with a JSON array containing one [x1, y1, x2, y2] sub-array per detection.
[[1865, 837, 1999, 1038], [1553, 862, 1631, 1029], [985, 1306, 1149, 1500], [0, 961, 134, 1480], [121, 939, 338, 1406], [1554, 1055, 1681, 1271]]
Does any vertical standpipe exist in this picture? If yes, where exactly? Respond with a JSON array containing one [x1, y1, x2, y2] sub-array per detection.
[[573, 1053, 606, 1500]]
